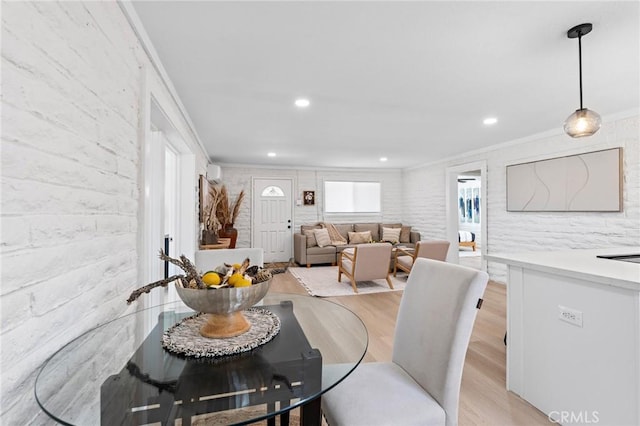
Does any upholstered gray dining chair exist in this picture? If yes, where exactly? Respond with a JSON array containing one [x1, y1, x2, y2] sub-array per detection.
[[393, 240, 450, 276], [338, 242, 393, 293], [322, 258, 488, 426]]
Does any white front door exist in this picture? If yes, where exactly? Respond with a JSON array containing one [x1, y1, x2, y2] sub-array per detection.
[[252, 178, 293, 263]]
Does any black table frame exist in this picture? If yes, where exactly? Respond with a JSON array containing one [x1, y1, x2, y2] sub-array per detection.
[[100, 301, 322, 425]]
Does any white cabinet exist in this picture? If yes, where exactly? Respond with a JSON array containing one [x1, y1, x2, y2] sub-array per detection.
[[488, 248, 640, 425]]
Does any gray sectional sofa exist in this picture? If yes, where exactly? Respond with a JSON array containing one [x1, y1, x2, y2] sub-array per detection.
[[293, 222, 420, 267]]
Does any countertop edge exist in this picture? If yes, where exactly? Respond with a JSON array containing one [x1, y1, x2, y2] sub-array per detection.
[[486, 248, 640, 291]]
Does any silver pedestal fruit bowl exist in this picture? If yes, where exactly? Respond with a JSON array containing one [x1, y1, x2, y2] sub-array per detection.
[[175, 279, 271, 339]]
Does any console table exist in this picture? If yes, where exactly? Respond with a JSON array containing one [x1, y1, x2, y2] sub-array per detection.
[[35, 293, 368, 425], [199, 237, 231, 250]]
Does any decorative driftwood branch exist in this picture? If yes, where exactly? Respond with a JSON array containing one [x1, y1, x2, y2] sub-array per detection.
[[158, 250, 185, 270], [157, 250, 205, 289], [126, 250, 207, 304], [126, 274, 183, 304], [179, 254, 205, 288]]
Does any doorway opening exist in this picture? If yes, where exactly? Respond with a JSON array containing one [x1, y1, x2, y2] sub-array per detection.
[[445, 161, 487, 270], [141, 96, 197, 335], [456, 171, 482, 270]]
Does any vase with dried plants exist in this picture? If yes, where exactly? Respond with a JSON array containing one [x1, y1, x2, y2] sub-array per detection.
[[201, 185, 222, 245], [214, 185, 245, 248]]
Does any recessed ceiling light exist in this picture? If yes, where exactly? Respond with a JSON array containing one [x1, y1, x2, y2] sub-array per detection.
[[380, 157, 388, 162], [267, 152, 276, 157], [483, 117, 498, 125], [295, 98, 310, 108]]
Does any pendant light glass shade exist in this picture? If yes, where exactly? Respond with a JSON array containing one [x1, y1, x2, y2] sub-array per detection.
[[564, 108, 601, 138]]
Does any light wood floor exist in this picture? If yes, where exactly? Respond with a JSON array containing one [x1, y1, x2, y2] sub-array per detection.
[[269, 270, 551, 426]]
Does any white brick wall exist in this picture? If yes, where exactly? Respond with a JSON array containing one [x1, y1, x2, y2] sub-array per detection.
[[219, 166, 404, 249], [402, 165, 447, 242], [1, 2, 208, 424], [404, 114, 640, 283]]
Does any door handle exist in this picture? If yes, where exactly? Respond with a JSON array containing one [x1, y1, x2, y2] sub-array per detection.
[[287, 219, 291, 223], [287, 225, 291, 229], [163, 235, 171, 279]]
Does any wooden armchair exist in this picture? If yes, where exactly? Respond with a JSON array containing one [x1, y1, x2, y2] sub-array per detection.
[[338, 243, 394, 293], [393, 240, 450, 276]]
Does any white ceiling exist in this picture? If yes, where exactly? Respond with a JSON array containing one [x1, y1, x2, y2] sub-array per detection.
[[131, 1, 639, 169]]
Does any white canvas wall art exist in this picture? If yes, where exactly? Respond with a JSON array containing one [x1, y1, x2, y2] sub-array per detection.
[[506, 148, 622, 212]]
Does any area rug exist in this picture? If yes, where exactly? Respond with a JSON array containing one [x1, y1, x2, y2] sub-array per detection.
[[288, 266, 407, 297], [192, 405, 328, 425]]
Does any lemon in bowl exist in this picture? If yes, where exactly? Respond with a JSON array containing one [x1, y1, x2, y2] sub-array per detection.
[[202, 271, 221, 287]]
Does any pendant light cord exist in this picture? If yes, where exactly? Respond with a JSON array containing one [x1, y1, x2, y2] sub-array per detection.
[[578, 34, 583, 109]]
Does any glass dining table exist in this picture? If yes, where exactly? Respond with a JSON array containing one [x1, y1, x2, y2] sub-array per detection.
[[35, 293, 368, 425]]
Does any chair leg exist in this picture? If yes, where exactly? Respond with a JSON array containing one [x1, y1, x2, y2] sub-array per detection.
[[393, 262, 397, 277], [385, 275, 394, 289]]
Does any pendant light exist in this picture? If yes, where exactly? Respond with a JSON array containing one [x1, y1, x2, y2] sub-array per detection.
[[563, 23, 601, 138]]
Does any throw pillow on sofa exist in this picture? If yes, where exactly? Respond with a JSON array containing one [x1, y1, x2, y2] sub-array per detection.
[[303, 229, 318, 248], [400, 226, 412, 243], [379, 223, 401, 237], [382, 227, 401, 244], [354, 223, 380, 241], [348, 231, 372, 244], [313, 228, 332, 247]]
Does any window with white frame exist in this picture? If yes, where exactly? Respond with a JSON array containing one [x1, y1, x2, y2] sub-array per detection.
[[261, 186, 285, 197], [324, 181, 381, 213]]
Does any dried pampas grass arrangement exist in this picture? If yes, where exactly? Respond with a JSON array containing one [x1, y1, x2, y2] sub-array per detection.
[[230, 189, 245, 224], [214, 185, 245, 226], [204, 185, 222, 232]]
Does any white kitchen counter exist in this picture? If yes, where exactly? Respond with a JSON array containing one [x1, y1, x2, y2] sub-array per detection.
[[489, 247, 640, 425], [487, 246, 640, 290]]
